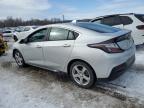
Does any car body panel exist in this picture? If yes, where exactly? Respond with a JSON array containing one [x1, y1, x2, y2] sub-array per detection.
[[13, 23, 135, 79]]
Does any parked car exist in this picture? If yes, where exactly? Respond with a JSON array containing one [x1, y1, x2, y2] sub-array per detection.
[[13, 26, 38, 41], [12, 22, 135, 88], [90, 13, 144, 45], [2, 30, 15, 42]]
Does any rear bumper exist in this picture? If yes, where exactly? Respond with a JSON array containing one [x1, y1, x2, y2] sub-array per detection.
[[108, 55, 135, 80]]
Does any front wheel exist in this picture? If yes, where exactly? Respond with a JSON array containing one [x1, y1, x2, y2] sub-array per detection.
[[70, 61, 96, 88], [14, 50, 26, 67]]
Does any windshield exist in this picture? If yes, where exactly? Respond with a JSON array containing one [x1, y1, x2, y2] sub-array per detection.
[[76, 22, 120, 33]]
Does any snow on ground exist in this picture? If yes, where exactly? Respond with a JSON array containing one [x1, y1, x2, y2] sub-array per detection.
[[0, 62, 132, 108], [1, 43, 144, 107], [109, 45, 144, 101]]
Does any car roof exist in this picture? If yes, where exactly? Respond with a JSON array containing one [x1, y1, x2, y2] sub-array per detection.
[[36, 23, 91, 33], [36, 22, 123, 35], [91, 13, 135, 21]]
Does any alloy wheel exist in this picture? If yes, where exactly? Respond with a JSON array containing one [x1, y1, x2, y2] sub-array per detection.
[[72, 65, 91, 86]]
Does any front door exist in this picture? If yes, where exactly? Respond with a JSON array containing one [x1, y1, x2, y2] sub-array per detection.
[[21, 28, 48, 66]]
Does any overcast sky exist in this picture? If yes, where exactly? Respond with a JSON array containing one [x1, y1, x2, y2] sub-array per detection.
[[0, 0, 143, 20]]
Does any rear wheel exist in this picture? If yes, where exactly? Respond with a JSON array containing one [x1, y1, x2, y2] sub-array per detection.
[[14, 50, 26, 67], [70, 61, 96, 88]]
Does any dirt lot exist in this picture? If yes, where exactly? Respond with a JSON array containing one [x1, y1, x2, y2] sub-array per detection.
[[0, 43, 144, 108]]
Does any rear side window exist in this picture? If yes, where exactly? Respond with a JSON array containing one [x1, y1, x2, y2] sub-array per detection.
[[49, 28, 69, 41], [135, 14, 144, 23], [101, 16, 122, 26], [49, 27, 78, 41], [120, 16, 133, 25], [76, 22, 120, 33]]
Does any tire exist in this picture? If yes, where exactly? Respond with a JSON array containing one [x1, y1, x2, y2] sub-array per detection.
[[13, 36, 18, 42], [14, 50, 26, 67], [70, 61, 96, 88]]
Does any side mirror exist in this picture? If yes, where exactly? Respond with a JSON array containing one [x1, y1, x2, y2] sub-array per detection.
[[20, 38, 28, 44]]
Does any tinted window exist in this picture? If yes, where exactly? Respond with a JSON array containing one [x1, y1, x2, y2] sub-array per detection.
[[68, 31, 75, 40], [120, 16, 133, 25], [76, 22, 120, 33], [28, 29, 47, 42], [73, 32, 79, 39], [49, 28, 69, 41], [91, 19, 102, 24], [135, 14, 144, 23], [101, 16, 122, 26], [3, 31, 12, 33]]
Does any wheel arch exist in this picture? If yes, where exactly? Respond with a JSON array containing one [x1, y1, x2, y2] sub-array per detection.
[[67, 59, 97, 79], [13, 35, 18, 42], [13, 49, 19, 57]]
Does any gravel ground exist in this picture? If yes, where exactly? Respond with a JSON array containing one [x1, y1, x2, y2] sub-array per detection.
[[0, 43, 144, 108]]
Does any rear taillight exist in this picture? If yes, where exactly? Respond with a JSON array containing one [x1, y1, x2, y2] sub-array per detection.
[[136, 25, 144, 30], [87, 40, 123, 53], [87, 32, 133, 53]]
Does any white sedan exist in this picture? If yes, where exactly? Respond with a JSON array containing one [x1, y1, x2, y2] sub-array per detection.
[[12, 22, 135, 88], [13, 26, 38, 41]]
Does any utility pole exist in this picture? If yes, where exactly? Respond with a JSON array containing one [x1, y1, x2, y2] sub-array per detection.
[[62, 15, 65, 22]]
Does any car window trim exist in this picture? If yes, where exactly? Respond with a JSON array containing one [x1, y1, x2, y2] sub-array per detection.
[[27, 28, 48, 43], [67, 31, 75, 40], [47, 27, 78, 41]]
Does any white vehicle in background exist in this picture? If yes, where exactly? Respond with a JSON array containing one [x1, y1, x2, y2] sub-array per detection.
[[13, 26, 38, 41], [2, 30, 15, 42], [90, 13, 144, 45]]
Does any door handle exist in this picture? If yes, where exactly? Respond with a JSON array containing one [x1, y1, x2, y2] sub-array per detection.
[[63, 44, 71, 47], [36, 45, 42, 48]]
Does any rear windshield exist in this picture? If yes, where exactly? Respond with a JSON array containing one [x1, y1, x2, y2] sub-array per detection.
[[76, 22, 120, 33], [135, 14, 144, 23]]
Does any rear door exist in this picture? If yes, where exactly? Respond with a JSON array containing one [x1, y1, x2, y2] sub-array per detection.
[[43, 27, 77, 71]]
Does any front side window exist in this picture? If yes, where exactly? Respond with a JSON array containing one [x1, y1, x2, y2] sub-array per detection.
[[49, 27, 69, 41], [28, 29, 47, 42]]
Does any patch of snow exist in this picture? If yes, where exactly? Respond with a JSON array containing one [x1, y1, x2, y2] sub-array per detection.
[[110, 48, 144, 101]]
